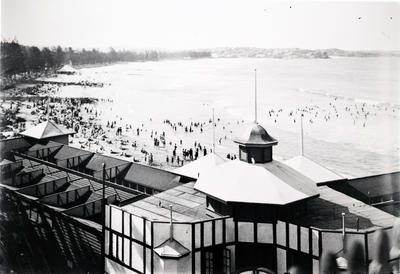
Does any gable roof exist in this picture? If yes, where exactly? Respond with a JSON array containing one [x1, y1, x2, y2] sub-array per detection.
[[195, 159, 319, 205], [20, 121, 75, 140], [27, 141, 63, 152], [53, 145, 93, 161], [284, 155, 345, 184], [124, 163, 181, 191], [85, 154, 129, 171]]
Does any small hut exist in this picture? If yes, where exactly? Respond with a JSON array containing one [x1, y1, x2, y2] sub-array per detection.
[[56, 64, 77, 75]]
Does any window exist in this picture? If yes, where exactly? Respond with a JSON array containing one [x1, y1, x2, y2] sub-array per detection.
[[145, 188, 153, 195], [26, 208, 41, 224], [205, 251, 214, 274], [110, 233, 125, 263], [138, 185, 145, 193], [223, 249, 231, 274]]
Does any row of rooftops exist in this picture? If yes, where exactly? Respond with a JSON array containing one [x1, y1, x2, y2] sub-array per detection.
[[122, 122, 398, 231], [0, 154, 141, 229], [121, 178, 397, 231], [1, 120, 398, 232], [23, 140, 186, 192]]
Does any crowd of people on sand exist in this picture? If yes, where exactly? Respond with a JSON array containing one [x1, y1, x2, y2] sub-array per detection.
[[2, 85, 240, 168], [2, 81, 399, 169], [35, 80, 106, 88], [61, 95, 399, 169]]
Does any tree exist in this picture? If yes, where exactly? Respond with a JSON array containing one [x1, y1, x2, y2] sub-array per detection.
[[0, 40, 26, 76], [42, 47, 54, 69], [26, 46, 45, 71], [67, 47, 79, 65], [53, 46, 65, 67]]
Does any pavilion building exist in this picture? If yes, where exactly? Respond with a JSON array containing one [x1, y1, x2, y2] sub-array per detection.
[[0, 121, 399, 273], [104, 122, 399, 274]]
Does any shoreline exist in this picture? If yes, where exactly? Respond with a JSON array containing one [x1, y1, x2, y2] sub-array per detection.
[[1, 57, 399, 178], [2, 85, 399, 178]]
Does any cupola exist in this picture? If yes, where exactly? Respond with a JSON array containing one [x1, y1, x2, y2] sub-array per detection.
[[234, 122, 278, 163]]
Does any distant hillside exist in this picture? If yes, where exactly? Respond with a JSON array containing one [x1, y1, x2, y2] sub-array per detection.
[[211, 47, 400, 59]]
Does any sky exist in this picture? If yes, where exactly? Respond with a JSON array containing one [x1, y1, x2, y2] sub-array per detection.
[[1, 0, 399, 51]]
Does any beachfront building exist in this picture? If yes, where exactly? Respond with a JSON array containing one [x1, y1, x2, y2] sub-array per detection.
[[20, 120, 75, 145], [56, 64, 77, 75], [0, 122, 191, 273], [1, 121, 399, 273], [0, 146, 141, 273], [104, 122, 399, 274]]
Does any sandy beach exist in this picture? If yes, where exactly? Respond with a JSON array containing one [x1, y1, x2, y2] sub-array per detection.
[[2, 57, 399, 178]]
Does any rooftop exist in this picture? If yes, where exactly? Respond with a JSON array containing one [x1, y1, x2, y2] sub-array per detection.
[[0, 159, 13, 166], [27, 141, 63, 152], [123, 163, 181, 191], [234, 122, 278, 147], [284, 155, 345, 184], [194, 159, 319, 205], [85, 154, 130, 171], [0, 153, 141, 229], [173, 152, 227, 179], [57, 64, 77, 73], [121, 180, 396, 231], [122, 182, 220, 222], [53, 145, 93, 161], [292, 185, 396, 231], [154, 239, 190, 258], [346, 172, 400, 198], [20, 121, 75, 140]]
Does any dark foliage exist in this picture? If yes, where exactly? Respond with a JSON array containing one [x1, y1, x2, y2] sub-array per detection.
[[0, 39, 211, 77]]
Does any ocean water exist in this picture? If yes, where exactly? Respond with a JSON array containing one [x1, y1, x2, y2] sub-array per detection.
[[54, 57, 400, 177]]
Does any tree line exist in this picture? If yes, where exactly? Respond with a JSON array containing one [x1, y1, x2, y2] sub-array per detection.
[[0, 39, 211, 77]]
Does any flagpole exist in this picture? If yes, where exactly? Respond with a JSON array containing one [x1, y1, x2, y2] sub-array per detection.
[[300, 115, 304, 156], [212, 108, 215, 153], [254, 69, 257, 123]]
